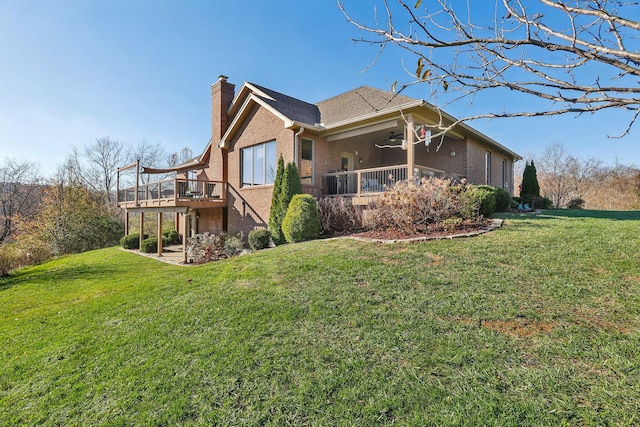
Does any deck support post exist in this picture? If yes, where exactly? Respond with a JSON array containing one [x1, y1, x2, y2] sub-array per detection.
[[139, 212, 144, 250], [183, 212, 189, 264], [157, 212, 163, 257]]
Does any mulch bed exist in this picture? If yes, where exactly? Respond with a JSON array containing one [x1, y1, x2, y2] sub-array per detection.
[[347, 218, 503, 243]]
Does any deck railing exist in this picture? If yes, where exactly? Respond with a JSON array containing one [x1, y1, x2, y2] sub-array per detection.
[[118, 178, 226, 206], [322, 164, 444, 196]]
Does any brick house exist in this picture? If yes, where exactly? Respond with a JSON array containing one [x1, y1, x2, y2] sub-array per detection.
[[118, 75, 521, 255]]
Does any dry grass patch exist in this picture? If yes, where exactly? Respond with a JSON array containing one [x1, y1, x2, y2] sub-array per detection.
[[480, 318, 554, 338], [624, 274, 640, 284], [571, 307, 637, 334]]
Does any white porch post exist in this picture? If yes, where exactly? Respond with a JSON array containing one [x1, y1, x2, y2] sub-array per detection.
[[406, 114, 415, 180]]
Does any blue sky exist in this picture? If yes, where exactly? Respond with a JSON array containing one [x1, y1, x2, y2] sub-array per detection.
[[1, 0, 638, 176]]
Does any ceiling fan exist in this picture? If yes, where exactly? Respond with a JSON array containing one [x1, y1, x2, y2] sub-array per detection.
[[386, 131, 403, 143], [375, 130, 408, 149]]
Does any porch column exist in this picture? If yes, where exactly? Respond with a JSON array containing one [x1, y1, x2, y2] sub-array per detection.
[[406, 114, 415, 180], [125, 211, 129, 235], [157, 212, 163, 257], [139, 212, 144, 250]]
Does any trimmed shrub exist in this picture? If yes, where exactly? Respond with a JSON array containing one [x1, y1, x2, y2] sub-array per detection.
[[532, 196, 553, 209], [317, 196, 364, 233], [282, 194, 321, 243], [248, 229, 272, 251], [162, 230, 181, 245], [120, 233, 148, 249], [140, 237, 168, 253], [492, 187, 512, 212], [461, 185, 497, 218]]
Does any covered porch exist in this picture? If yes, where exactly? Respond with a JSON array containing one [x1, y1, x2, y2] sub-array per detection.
[[318, 112, 456, 202], [322, 164, 445, 198]]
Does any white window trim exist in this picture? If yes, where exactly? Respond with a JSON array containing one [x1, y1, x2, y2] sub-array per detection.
[[241, 141, 276, 187]]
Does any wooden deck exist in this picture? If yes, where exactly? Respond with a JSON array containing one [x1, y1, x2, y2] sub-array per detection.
[[118, 178, 227, 210]]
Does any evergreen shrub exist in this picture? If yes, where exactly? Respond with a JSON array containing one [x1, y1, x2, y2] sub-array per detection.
[[162, 230, 181, 245], [140, 237, 167, 253], [282, 194, 321, 243], [268, 155, 286, 245], [461, 185, 497, 218], [248, 229, 272, 251], [120, 233, 149, 250], [492, 187, 513, 212]]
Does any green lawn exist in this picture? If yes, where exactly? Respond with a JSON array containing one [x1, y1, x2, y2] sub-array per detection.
[[2, 210, 640, 426]]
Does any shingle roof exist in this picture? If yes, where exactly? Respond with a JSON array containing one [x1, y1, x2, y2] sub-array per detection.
[[249, 83, 321, 126], [317, 86, 419, 126]]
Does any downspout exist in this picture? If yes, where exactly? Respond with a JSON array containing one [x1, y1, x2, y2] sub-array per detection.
[[294, 126, 305, 168]]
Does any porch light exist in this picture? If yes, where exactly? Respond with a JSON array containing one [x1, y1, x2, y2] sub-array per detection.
[[450, 148, 456, 157]]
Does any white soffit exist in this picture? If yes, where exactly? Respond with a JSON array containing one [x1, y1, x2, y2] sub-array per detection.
[[325, 120, 398, 142]]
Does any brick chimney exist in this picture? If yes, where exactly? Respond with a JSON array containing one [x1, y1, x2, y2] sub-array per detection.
[[209, 75, 235, 182], [211, 75, 235, 141]]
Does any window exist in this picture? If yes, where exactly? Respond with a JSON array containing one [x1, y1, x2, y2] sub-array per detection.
[[485, 151, 492, 185], [502, 159, 508, 190], [300, 138, 314, 184], [241, 141, 276, 187]]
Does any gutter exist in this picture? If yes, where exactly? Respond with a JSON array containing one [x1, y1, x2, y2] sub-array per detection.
[[294, 126, 305, 168]]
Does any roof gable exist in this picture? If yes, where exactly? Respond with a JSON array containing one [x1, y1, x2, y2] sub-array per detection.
[[317, 86, 418, 126], [248, 83, 320, 126]]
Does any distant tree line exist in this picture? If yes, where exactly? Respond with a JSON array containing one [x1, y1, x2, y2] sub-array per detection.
[[517, 143, 640, 210]]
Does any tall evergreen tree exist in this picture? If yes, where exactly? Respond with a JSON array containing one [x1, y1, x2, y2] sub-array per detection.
[[268, 155, 286, 244], [521, 160, 540, 202]]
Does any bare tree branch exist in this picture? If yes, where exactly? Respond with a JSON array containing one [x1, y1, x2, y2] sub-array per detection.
[[339, 0, 640, 137]]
